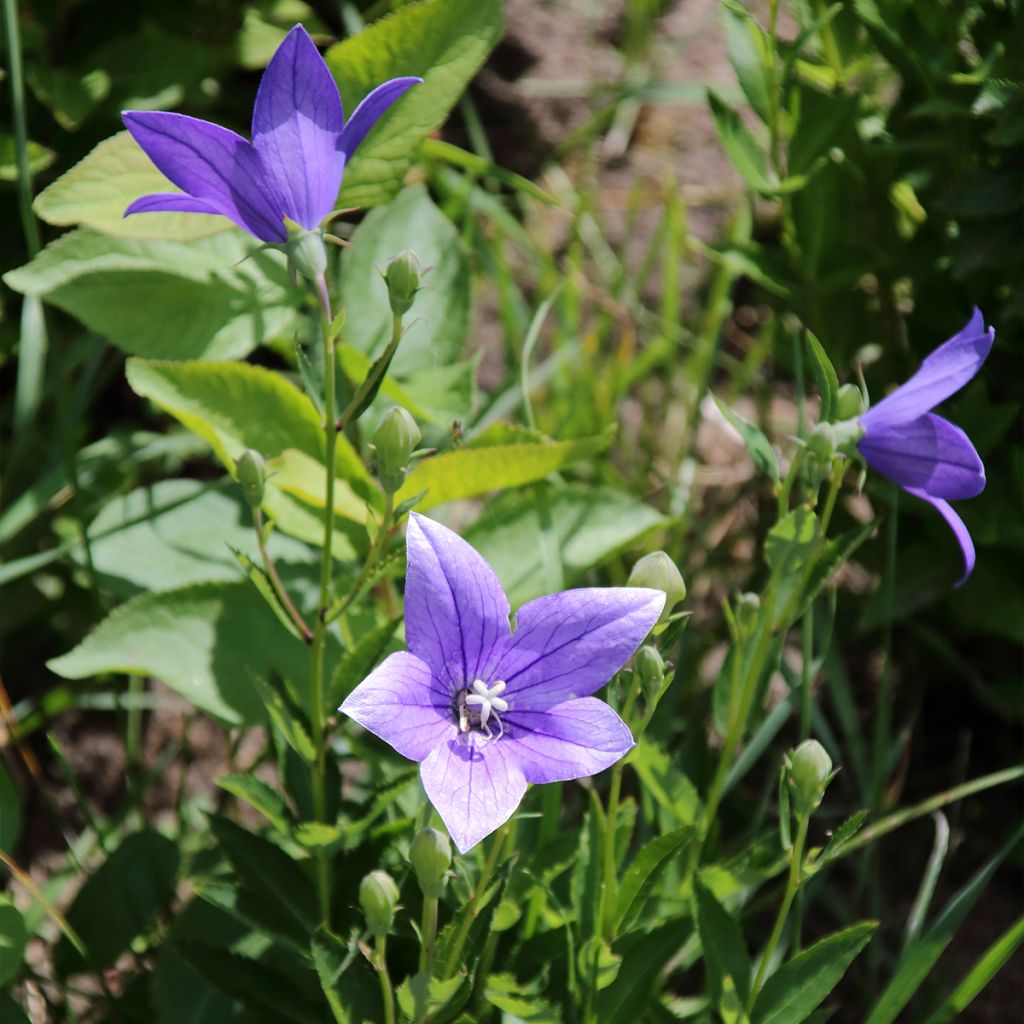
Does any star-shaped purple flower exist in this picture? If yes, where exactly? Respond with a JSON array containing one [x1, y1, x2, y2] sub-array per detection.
[[340, 513, 665, 853], [857, 308, 994, 586], [121, 24, 420, 243]]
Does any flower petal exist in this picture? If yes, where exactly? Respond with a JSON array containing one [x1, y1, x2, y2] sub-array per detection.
[[420, 735, 526, 853], [904, 487, 977, 587], [339, 651, 453, 762], [504, 697, 634, 784], [121, 111, 286, 242], [124, 193, 227, 219], [861, 309, 994, 430], [495, 588, 664, 710], [858, 412, 985, 500], [251, 24, 345, 230], [336, 77, 422, 158], [404, 513, 511, 691]]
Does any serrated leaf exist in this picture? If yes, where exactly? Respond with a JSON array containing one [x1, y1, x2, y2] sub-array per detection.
[[752, 921, 877, 1024], [327, 0, 503, 208], [229, 546, 306, 641], [715, 398, 780, 481], [47, 582, 316, 725], [693, 875, 752, 1007], [599, 923, 683, 1024], [216, 774, 292, 834], [804, 331, 839, 422], [3, 229, 300, 359], [398, 431, 614, 510], [816, 810, 869, 865], [765, 507, 820, 575], [613, 827, 695, 935]]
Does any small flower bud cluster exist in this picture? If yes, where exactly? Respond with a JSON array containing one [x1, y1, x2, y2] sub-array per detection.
[[409, 827, 451, 899], [373, 407, 422, 493], [359, 870, 399, 938], [628, 551, 686, 625]]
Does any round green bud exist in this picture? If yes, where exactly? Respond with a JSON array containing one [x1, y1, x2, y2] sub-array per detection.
[[373, 406, 422, 493], [386, 250, 422, 316], [788, 739, 834, 816], [635, 645, 665, 688], [359, 870, 399, 937], [409, 827, 452, 898], [285, 229, 328, 286], [235, 449, 267, 508], [806, 422, 835, 464], [628, 552, 686, 623], [735, 591, 761, 634], [835, 383, 866, 421]]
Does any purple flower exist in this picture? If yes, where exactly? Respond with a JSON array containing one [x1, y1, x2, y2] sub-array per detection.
[[340, 513, 664, 853], [858, 308, 994, 586], [121, 25, 420, 243]]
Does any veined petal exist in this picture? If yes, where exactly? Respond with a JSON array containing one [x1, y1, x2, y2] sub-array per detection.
[[904, 487, 977, 587], [404, 513, 511, 691], [861, 309, 994, 430], [339, 651, 453, 762], [504, 697, 634, 784], [494, 587, 664, 710], [251, 24, 345, 230], [420, 735, 526, 853], [336, 77, 422, 158], [858, 412, 985, 500], [122, 111, 286, 242], [124, 193, 227, 219]]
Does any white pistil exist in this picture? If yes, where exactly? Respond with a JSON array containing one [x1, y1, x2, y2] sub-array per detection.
[[465, 679, 508, 740]]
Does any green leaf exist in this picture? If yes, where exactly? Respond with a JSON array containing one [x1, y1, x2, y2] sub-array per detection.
[[124, 358, 373, 498], [0, 134, 55, 181], [788, 92, 859, 178], [216, 774, 292, 834], [789, 521, 873, 621], [630, 738, 702, 829], [32, 131, 227, 239], [693, 875, 752, 1007], [721, 3, 773, 123], [398, 431, 614, 510], [865, 824, 1023, 1024], [765, 507, 820, 574], [598, 923, 684, 1023], [327, 0, 503, 208], [25, 64, 110, 130], [56, 828, 179, 974], [0, 897, 29, 987], [613, 827, 695, 935], [208, 815, 318, 934], [48, 582, 317, 725], [3, 229, 300, 359], [229, 546, 306, 641], [0, 761, 20, 854], [804, 331, 839, 422], [82, 479, 312, 596], [715, 398, 780, 481], [466, 484, 667, 607], [708, 89, 772, 193], [339, 184, 469, 377], [816, 809, 869, 865], [328, 617, 401, 710], [752, 921, 877, 1024]]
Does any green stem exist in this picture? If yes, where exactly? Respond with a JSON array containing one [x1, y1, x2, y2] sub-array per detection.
[[310, 274, 338, 925], [799, 603, 814, 742], [375, 934, 396, 1024], [747, 814, 809, 1013], [419, 894, 438, 975], [336, 312, 404, 433], [255, 508, 313, 643], [325, 488, 395, 625]]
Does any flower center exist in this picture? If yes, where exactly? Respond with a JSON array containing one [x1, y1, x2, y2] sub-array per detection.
[[456, 679, 509, 742]]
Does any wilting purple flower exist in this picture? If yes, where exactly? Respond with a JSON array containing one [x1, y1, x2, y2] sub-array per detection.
[[858, 308, 994, 586], [340, 513, 664, 853], [121, 25, 420, 242]]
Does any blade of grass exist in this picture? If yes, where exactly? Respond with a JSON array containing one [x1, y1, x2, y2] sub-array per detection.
[[902, 812, 950, 951]]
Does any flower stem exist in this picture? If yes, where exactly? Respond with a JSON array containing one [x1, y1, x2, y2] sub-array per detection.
[[325, 488, 395, 625], [335, 312, 404, 434], [419, 893, 439, 975], [255, 508, 313, 643], [310, 274, 338, 925], [746, 813, 809, 1015], [375, 934, 396, 1024]]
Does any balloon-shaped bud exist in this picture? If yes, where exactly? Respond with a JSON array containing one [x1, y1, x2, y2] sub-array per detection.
[[787, 739, 834, 816], [409, 827, 452, 898], [374, 407, 422, 493], [635, 645, 665, 689], [835, 383, 866, 421], [235, 449, 268, 509], [359, 870, 399, 937], [628, 552, 686, 623], [285, 228, 328, 286], [735, 592, 761, 635], [386, 250, 422, 316]]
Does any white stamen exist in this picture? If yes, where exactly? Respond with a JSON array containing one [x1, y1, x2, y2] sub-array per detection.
[[463, 679, 509, 741]]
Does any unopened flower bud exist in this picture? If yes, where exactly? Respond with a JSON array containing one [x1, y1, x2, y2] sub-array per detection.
[[409, 827, 451, 899], [359, 870, 399, 937], [386, 250, 422, 316], [635, 645, 665, 688], [835, 383, 866, 421], [285, 228, 328, 286], [806, 422, 835, 464], [235, 449, 267, 508], [374, 406, 421, 493], [735, 592, 760, 634], [628, 552, 686, 623], [787, 739, 834, 816]]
